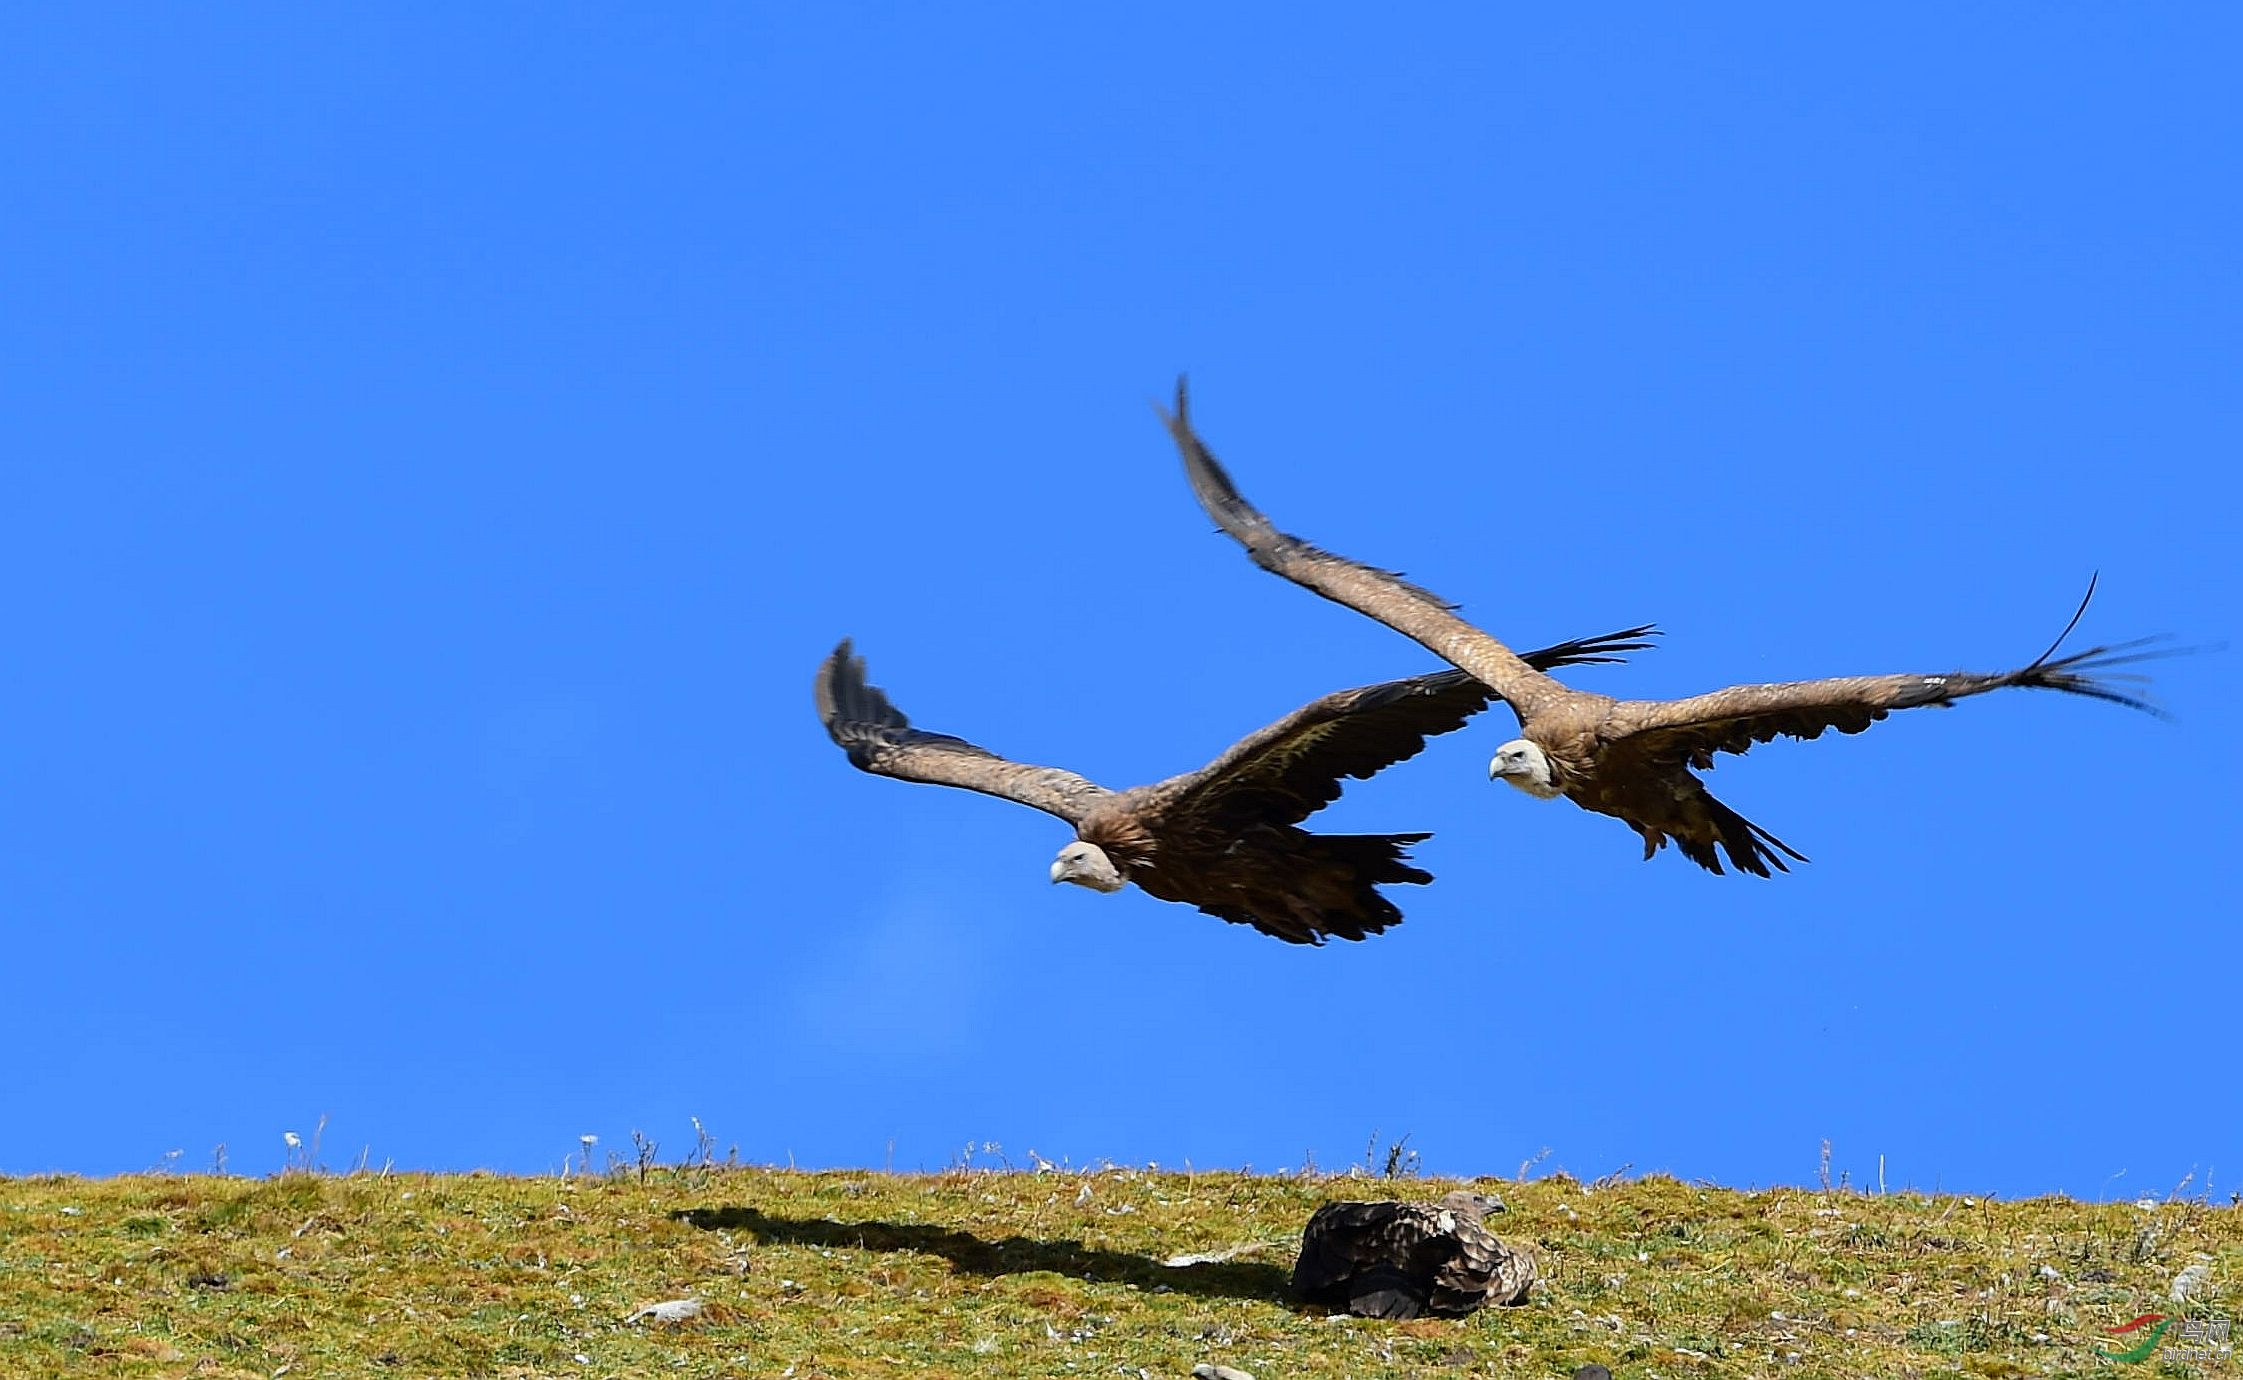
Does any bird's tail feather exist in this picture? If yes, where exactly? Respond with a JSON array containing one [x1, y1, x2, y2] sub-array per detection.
[[1666, 797, 1808, 878], [1314, 832, 1435, 887], [1346, 1266, 1430, 1320]]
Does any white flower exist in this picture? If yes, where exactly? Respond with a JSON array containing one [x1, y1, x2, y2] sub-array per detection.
[[284, 1132, 302, 1149], [580, 1134, 598, 1147]]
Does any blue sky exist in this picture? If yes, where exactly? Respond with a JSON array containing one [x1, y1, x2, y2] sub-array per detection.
[[3, 5, 2235, 1195]]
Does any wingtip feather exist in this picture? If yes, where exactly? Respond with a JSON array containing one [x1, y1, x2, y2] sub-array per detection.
[[2024, 573, 2101, 672], [815, 637, 912, 742], [1160, 380, 1273, 546], [2019, 636, 2209, 720], [1525, 623, 1662, 669], [813, 639, 857, 730]]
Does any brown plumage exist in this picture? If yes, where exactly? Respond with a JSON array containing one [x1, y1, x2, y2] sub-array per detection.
[[1292, 1191, 1535, 1318], [816, 627, 1652, 944], [1164, 379, 2177, 877]]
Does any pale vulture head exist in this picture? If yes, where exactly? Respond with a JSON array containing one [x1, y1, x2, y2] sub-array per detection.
[[1050, 841, 1127, 893], [1489, 739, 1561, 798], [1436, 1189, 1507, 1223]]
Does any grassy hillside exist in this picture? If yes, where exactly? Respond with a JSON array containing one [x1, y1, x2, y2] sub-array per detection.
[[2, 1163, 2236, 1378]]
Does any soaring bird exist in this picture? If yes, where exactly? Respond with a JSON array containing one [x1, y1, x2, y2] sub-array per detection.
[[1163, 380, 2173, 876], [1293, 1190, 1535, 1318], [816, 628, 1651, 944]]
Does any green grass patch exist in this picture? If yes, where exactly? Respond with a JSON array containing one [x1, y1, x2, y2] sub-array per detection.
[[0, 1167, 2234, 1378]]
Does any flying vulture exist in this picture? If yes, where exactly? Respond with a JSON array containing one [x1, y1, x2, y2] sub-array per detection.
[[1162, 380, 2173, 877], [1292, 1190, 1536, 1318], [815, 628, 1651, 944]]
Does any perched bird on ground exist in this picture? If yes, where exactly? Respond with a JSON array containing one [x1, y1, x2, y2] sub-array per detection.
[[1292, 1190, 1534, 1318], [1163, 380, 2178, 876], [816, 628, 1649, 944]]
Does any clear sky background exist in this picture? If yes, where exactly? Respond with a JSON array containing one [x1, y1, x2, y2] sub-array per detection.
[[3, 6, 2235, 1195]]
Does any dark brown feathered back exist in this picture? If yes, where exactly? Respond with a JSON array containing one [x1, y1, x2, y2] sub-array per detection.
[[1291, 1192, 1535, 1319]]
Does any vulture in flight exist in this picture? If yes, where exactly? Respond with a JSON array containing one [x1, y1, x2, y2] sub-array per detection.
[[816, 628, 1651, 944], [1162, 380, 2173, 877], [1293, 1190, 1535, 1318]]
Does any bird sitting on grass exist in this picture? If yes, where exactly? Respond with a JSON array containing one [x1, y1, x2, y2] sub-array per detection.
[[1292, 1190, 1535, 1318]]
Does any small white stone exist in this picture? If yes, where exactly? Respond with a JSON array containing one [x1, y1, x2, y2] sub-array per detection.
[[627, 1298, 704, 1324], [2170, 1262, 2212, 1302]]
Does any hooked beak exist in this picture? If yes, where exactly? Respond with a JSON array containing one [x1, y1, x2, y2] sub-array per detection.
[[1049, 858, 1068, 884]]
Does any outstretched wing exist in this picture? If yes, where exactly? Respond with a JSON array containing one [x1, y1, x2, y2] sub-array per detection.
[[1602, 580, 2172, 770], [815, 640, 1113, 824], [1153, 626, 1657, 831], [1162, 378, 1593, 721]]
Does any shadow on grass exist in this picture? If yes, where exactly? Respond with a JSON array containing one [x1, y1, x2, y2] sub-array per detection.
[[672, 1206, 1293, 1305]]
